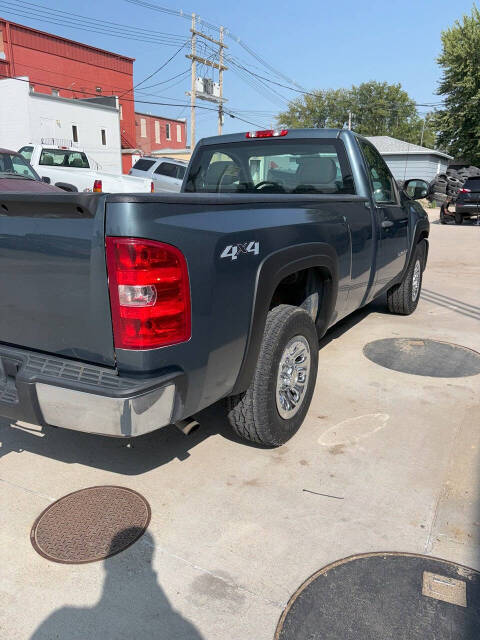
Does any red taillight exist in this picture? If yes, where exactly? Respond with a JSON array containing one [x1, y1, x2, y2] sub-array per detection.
[[150, 181, 155, 192], [246, 129, 288, 138], [459, 187, 471, 193], [93, 179, 102, 192], [105, 237, 191, 350]]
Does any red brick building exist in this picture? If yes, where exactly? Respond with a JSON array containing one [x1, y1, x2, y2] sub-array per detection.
[[0, 18, 188, 173], [135, 112, 186, 155]]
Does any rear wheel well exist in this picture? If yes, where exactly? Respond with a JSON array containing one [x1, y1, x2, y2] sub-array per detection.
[[269, 267, 332, 334]]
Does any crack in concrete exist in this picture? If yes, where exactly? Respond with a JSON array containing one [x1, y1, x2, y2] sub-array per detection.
[[0, 477, 55, 502], [142, 536, 286, 610]]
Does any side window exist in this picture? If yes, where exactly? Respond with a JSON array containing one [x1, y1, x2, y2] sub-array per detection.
[[155, 162, 177, 178], [176, 165, 186, 179], [359, 140, 397, 204]]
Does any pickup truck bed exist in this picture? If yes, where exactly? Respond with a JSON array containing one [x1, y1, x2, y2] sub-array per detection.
[[0, 129, 430, 446]]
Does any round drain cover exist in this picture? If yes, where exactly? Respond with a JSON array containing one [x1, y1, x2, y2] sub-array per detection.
[[364, 338, 480, 377], [31, 486, 151, 564], [275, 553, 480, 639]]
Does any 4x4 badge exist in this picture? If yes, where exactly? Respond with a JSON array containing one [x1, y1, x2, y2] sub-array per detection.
[[220, 241, 260, 261]]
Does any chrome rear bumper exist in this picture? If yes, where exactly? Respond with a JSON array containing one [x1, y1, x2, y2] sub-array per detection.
[[0, 343, 179, 437], [36, 383, 175, 437]]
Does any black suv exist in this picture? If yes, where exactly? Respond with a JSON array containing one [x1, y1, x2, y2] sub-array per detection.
[[454, 177, 480, 224]]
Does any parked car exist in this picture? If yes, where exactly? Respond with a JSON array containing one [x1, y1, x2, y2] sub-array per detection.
[[0, 129, 429, 447], [453, 177, 480, 224], [18, 144, 154, 193], [0, 148, 63, 193], [129, 156, 187, 192]]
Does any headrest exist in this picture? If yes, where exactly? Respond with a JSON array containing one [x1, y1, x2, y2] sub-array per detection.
[[297, 157, 337, 184]]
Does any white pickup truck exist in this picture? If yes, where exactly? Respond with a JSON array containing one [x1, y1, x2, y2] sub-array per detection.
[[18, 144, 154, 193]]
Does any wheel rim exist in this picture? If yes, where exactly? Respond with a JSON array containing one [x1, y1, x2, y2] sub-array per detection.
[[412, 259, 421, 302], [276, 335, 311, 419]]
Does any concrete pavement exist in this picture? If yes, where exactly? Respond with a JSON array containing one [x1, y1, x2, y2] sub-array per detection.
[[1, 212, 479, 639]]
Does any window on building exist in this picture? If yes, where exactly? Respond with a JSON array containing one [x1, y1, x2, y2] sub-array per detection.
[[166, 123, 171, 140], [72, 125, 78, 143], [52, 89, 59, 97], [101, 129, 107, 146], [155, 121, 160, 144], [140, 118, 147, 138], [119, 104, 123, 120], [176, 124, 182, 143], [0, 31, 5, 60]]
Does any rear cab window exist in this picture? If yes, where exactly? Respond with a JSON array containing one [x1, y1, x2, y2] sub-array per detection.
[[39, 149, 90, 169], [184, 138, 355, 194]]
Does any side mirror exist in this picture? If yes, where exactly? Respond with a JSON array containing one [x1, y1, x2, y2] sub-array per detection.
[[403, 178, 428, 200], [42, 176, 51, 184]]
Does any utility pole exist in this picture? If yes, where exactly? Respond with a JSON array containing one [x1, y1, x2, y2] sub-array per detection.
[[186, 19, 227, 146], [348, 111, 352, 131], [189, 13, 196, 149], [218, 26, 224, 135], [420, 117, 426, 146]]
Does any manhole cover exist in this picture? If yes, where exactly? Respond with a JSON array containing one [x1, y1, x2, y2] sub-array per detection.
[[31, 486, 151, 564], [275, 553, 480, 639], [363, 338, 480, 377]]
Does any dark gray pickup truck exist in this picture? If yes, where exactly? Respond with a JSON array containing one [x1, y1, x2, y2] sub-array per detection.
[[0, 129, 429, 447]]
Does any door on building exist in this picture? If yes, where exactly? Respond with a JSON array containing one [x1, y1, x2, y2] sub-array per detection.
[[357, 139, 409, 294]]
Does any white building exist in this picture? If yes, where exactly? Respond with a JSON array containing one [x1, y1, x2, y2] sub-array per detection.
[[367, 136, 453, 183], [0, 77, 122, 173]]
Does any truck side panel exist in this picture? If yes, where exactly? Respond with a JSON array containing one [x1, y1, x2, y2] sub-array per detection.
[[105, 195, 368, 419]]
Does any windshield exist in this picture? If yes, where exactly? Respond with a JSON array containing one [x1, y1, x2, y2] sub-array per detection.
[[18, 146, 34, 162], [185, 139, 355, 194], [0, 152, 39, 180]]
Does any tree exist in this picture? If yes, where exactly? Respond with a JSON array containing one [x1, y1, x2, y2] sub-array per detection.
[[433, 6, 480, 164], [277, 81, 435, 147]]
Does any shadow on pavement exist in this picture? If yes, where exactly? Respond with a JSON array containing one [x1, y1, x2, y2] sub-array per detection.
[[31, 529, 203, 640], [0, 296, 388, 474]]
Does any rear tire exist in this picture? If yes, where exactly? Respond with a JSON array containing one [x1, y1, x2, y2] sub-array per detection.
[[226, 304, 318, 447], [440, 205, 447, 224], [455, 212, 463, 225], [387, 242, 425, 315]]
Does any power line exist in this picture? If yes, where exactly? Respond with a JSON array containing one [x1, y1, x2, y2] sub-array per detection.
[[123, 0, 306, 89], [0, 0, 187, 47], [140, 68, 190, 90], [119, 41, 188, 97], [0, 73, 268, 128]]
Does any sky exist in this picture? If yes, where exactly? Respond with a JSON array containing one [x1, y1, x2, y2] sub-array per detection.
[[0, 0, 477, 144]]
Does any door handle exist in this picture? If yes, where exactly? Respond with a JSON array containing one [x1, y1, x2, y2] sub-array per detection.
[[381, 220, 394, 228]]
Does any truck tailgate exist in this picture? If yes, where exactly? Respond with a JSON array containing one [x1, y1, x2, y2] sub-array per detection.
[[0, 193, 115, 367]]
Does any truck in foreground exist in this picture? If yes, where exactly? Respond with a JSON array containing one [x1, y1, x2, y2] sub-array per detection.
[[0, 129, 429, 447]]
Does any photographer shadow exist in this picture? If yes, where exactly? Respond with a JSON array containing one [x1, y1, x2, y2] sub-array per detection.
[[31, 528, 203, 640]]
